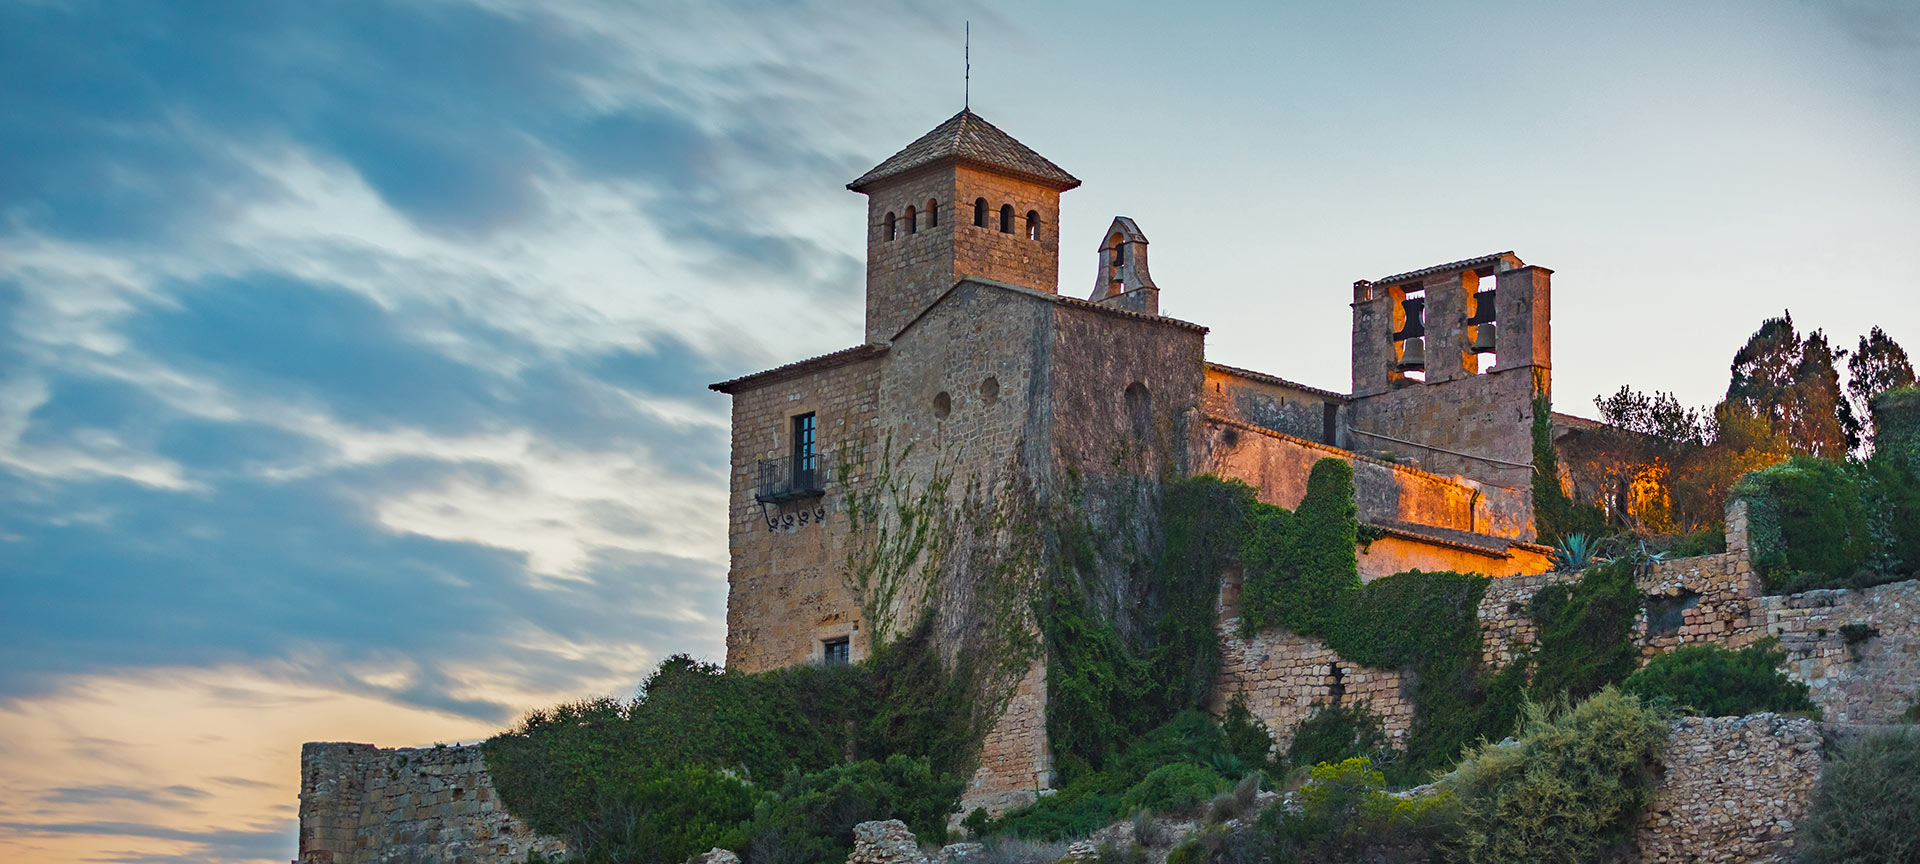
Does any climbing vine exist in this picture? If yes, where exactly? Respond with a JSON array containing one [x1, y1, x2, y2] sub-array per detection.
[[1532, 389, 1608, 545]]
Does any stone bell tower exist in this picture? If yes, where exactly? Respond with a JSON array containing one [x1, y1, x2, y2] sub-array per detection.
[[847, 109, 1080, 344]]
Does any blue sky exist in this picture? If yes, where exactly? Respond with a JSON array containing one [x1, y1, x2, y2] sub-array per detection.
[[1, 1, 1915, 861]]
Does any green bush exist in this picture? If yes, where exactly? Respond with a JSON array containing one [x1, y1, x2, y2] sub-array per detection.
[[1119, 763, 1228, 815], [1219, 695, 1276, 772], [1283, 703, 1386, 771], [484, 624, 987, 861], [1446, 688, 1669, 864], [568, 767, 758, 864], [1621, 638, 1817, 718], [1736, 457, 1873, 592], [743, 755, 961, 864], [1799, 729, 1920, 863], [1249, 758, 1456, 864]]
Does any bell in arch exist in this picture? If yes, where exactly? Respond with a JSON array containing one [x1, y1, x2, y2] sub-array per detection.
[[1472, 323, 1497, 353], [1396, 337, 1426, 371]]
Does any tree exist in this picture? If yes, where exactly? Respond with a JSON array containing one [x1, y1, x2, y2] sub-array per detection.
[[1849, 327, 1916, 451], [1584, 387, 1712, 533], [1726, 312, 1855, 459]]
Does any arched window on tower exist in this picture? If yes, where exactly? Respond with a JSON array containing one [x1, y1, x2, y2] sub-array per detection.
[[885, 212, 896, 241], [926, 199, 939, 228], [974, 198, 988, 227], [904, 205, 917, 235], [1025, 210, 1040, 240], [999, 204, 1014, 234]]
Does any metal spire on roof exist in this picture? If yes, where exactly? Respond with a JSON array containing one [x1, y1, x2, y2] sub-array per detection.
[[964, 21, 970, 110]]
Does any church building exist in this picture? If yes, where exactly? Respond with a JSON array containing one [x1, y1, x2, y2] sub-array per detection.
[[709, 109, 1559, 808]]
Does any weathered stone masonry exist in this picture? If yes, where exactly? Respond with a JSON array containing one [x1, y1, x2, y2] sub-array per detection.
[[297, 743, 564, 864]]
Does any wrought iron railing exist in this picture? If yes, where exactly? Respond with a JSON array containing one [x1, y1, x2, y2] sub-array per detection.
[[755, 455, 829, 504]]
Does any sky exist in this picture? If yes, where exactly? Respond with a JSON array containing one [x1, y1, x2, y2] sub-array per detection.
[[1, 1, 1915, 861]]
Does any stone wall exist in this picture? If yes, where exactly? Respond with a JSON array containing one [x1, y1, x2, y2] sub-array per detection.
[[1635, 714, 1824, 863], [1761, 580, 1920, 724], [965, 661, 1052, 814], [721, 348, 885, 674], [298, 742, 563, 864], [1211, 569, 1418, 751], [1202, 363, 1343, 446], [1196, 415, 1533, 543]]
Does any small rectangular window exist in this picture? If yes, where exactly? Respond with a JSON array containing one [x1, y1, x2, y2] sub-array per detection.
[[791, 413, 816, 487], [822, 637, 850, 666]]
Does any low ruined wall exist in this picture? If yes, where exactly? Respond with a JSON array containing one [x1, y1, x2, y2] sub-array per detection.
[[1762, 580, 1920, 724], [1636, 714, 1825, 863], [298, 742, 564, 864]]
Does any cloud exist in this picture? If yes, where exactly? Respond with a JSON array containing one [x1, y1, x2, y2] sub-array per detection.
[[0, 819, 293, 864]]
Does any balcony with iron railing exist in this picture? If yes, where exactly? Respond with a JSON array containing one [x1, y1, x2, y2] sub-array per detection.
[[755, 455, 830, 504]]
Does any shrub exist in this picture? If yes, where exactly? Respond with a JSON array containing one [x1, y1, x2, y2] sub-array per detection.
[[1736, 457, 1872, 593], [1799, 729, 1920, 863], [743, 755, 960, 864], [1251, 758, 1456, 864], [567, 766, 758, 864], [1219, 695, 1275, 773], [1622, 638, 1817, 718], [1119, 762, 1228, 815], [1446, 688, 1669, 864], [1283, 703, 1386, 771]]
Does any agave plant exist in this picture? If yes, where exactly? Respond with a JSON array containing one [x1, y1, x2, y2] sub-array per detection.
[[1551, 533, 1601, 572]]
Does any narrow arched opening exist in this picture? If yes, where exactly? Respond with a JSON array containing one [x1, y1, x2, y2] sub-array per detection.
[[926, 199, 939, 228], [999, 204, 1014, 234], [884, 212, 896, 241], [1025, 210, 1040, 240], [974, 198, 988, 227], [904, 205, 917, 235]]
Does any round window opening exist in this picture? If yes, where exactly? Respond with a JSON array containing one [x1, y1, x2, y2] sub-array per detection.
[[979, 376, 1000, 404], [933, 391, 952, 419]]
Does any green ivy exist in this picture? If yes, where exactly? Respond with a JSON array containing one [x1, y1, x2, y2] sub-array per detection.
[[1040, 474, 1252, 777], [1527, 558, 1642, 701], [1532, 391, 1608, 545], [1241, 460, 1358, 636]]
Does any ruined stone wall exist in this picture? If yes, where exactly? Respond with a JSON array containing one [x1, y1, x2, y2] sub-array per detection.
[[1195, 415, 1532, 542], [723, 351, 884, 673], [1760, 580, 1920, 724], [1472, 505, 1920, 726], [298, 742, 563, 864], [1634, 714, 1824, 864]]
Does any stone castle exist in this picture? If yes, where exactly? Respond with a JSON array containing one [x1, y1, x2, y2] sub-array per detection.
[[708, 109, 1563, 807], [295, 110, 1920, 864]]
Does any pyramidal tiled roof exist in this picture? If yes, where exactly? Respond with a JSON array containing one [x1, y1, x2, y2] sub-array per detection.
[[847, 110, 1080, 192]]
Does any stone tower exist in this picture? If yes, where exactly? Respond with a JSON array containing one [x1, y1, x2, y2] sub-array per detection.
[[847, 109, 1081, 344]]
